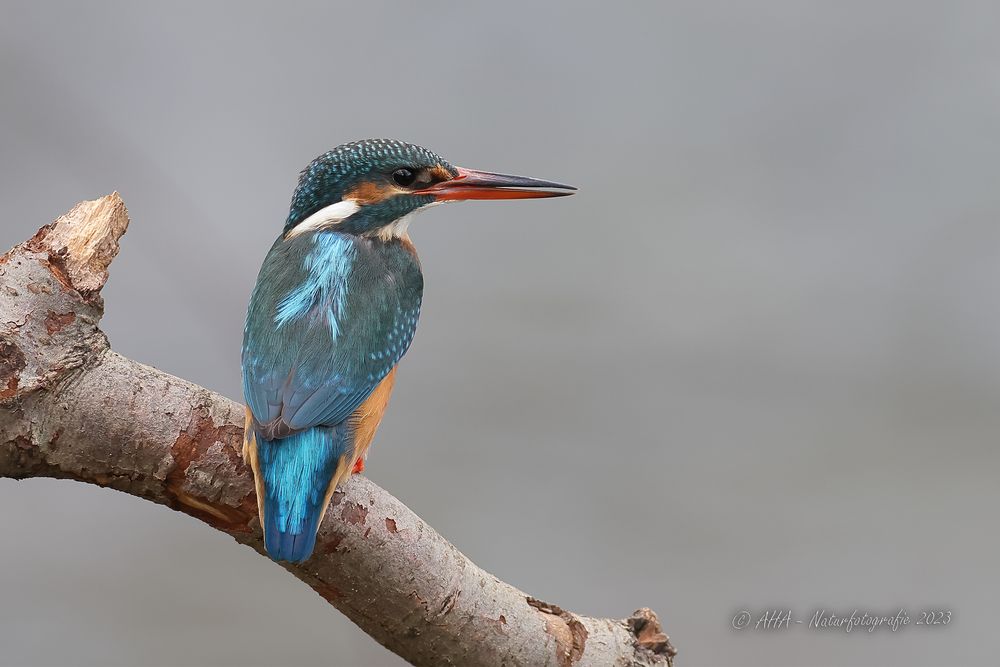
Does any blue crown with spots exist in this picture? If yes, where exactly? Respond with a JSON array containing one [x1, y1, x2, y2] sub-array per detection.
[[285, 139, 455, 233]]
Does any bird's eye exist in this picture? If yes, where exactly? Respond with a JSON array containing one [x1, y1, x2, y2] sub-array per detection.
[[392, 168, 417, 188]]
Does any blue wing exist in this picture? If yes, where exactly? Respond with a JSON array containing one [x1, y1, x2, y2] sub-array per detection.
[[242, 231, 422, 437]]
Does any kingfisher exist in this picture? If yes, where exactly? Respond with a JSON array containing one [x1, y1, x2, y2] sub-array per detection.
[[242, 139, 575, 563]]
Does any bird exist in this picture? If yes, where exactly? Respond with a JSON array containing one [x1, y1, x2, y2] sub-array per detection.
[[242, 139, 575, 563]]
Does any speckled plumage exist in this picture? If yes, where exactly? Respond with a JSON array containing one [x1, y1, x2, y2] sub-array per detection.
[[244, 232, 421, 431], [244, 140, 430, 563], [242, 139, 574, 563], [285, 139, 455, 234]]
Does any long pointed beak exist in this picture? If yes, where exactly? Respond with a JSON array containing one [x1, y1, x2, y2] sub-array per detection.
[[414, 166, 577, 201]]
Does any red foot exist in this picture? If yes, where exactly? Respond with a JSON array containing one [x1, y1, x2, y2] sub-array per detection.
[[351, 458, 365, 475]]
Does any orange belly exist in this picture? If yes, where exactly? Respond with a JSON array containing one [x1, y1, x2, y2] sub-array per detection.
[[348, 366, 397, 465], [244, 367, 399, 533], [314, 367, 398, 526]]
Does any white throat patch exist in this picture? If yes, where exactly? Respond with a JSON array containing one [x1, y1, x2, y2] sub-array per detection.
[[285, 199, 362, 238], [372, 202, 442, 242]]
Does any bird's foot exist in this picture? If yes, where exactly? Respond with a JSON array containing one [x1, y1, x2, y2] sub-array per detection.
[[351, 458, 365, 475]]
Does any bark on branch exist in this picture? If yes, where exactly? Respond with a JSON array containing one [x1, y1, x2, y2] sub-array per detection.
[[0, 195, 676, 667]]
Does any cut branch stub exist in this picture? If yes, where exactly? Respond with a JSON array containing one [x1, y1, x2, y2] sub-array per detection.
[[0, 194, 128, 406], [34, 193, 130, 298]]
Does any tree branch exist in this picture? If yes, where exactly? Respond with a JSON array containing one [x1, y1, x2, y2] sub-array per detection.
[[0, 195, 676, 667]]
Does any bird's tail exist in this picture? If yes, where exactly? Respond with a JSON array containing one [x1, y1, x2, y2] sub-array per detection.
[[246, 424, 351, 563]]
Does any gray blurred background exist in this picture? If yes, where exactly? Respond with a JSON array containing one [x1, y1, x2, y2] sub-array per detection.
[[1, 2, 998, 665]]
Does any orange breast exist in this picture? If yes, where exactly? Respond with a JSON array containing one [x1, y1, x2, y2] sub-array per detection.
[[312, 367, 400, 530], [349, 366, 397, 458]]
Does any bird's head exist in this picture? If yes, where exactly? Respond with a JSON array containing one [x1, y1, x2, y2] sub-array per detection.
[[283, 139, 575, 240]]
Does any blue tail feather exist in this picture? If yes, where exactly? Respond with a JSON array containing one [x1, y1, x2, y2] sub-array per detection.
[[256, 424, 347, 563]]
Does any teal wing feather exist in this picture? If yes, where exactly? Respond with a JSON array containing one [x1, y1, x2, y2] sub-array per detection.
[[241, 230, 422, 437]]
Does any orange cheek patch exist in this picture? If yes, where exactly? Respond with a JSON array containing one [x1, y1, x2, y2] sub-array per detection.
[[430, 165, 454, 182], [344, 180, 395, 205]]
